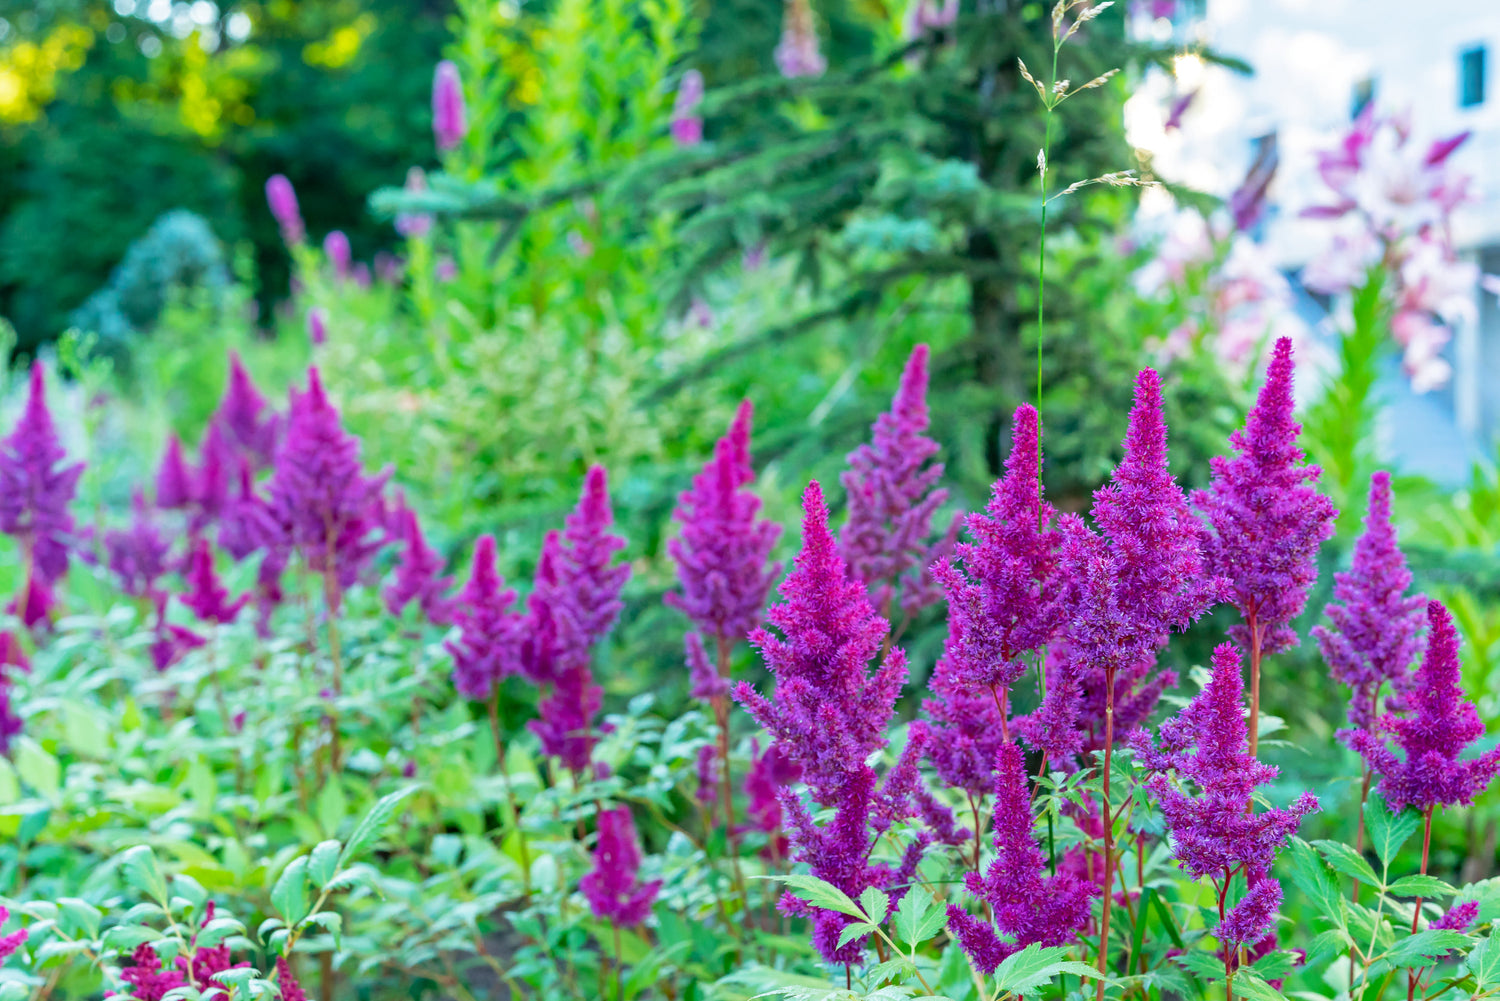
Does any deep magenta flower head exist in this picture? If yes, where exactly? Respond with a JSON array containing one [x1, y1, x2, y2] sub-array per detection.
[[666, 400, 782, 646], [105, 490, 171, 599], [324, 230, 352, 280], [736, 480, 907, 803], [386, 506, 456, 625], [432, 60, 468, 152], [265, 174, 304, 244], [840, 344, 949, 615], [1135, 644, 1318, 948], [212, 352, 280, 469], [581, 806, 662, 926], [671, 69, 705, 146], [1347, 601, 1500, 810], [1194, 337, 1337, 656], [774, 0, 827, 78], [156, 434, 194, 510], [217, 457, 277, 562], [194, 422, 233, 525], [180, 538, 249, 625], [744, 737, 801, 837], [445, 534, 524, 700], [946, 742, 1098, 972], [265, 368, 392, 600], [1313, 471, 1426, 732], [274, 957, 308, 1001], [0, 361, 84, 584], [560, 464, 631, 645]]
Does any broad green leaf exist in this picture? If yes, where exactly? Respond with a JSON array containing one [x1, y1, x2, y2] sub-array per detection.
[[13, 739, 59, 798], [34, 939, 90, 964], [1288, 838, 1344, 928], [308, 840, 341, 889], [56, 898, 101, 939], [1250, 950, 1298, 980], [337, 785, 419, 869], [992, 943, 1104, 996], [1364, 795, 1420, 869], [1231, 970, 1288, 1001], [858, 886, 890, 923], [195, 917, 245, 949], [1467, 926, 1500, 988], [270, 856, 309, 926], [1385, 875, 1457, 898], [302, 911, 342, 949], [1385, 929, 1471, 967], [894, 886, 944, 947], [867, 957, 919, 986], [120, 846, 169, 902], [0, 981, 30, 1001], [1313, 839, 1381, 888], [770, 874, 864, 919], [836, 920, 879, 949]]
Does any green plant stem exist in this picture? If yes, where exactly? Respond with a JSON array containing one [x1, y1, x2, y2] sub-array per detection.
[[1095, 666, 1117, 1001], [488, 691, 534, 900], [1035, 43, 1060, 409]]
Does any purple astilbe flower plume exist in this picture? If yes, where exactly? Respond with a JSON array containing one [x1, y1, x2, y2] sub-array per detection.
[[265, 174, 304, 245], [274, 957, 308, 1001], [105, 490, 171, 599], [217, 457, 276, 562], [695, 743, 720, 807], [666, 400, 782, 663], [0, 905, 26, 960], [265, 367, 392, 602], [840, 344, 949, 616], [307, 307, 328, 346], [527, 466, 631, 773], [671, 69, 705, 146], [0, 361, 85, 589], [1347, 601, 1500, 810], [156, 434, 194, 510], [1135, 644, 1318, 951], [1313, 471, 1426, 733], [385, 506, 456, 625], [180, 538, 249, 625], [432, 60, 468, 152], [1016, 642, 1085, 765], [735, 481, 914, 963], [212, 352, 280, 469], [685, 631, 729, 701], [922, 404, 1062, 794], [445, 535, 524, 700], [946, 742, 1098, 973], [1194, 338, 1336, 753], [743, 738, 800, 845], [148, 592, 207, 672], [0, 688, 22, 753], [7, 576, 51, 630], [774, 0, 827, 78], [193, 422, 234, 528], [581, 806, 662, 926], [324, 230, 352, 280]]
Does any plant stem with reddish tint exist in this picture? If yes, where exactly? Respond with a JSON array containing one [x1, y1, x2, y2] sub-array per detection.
[[1408, 807, 1435, 1001], [1095, 670, 1116, 1001]]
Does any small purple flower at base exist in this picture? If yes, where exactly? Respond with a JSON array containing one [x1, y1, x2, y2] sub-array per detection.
[[445, 535, 524, 701], [1432, 899, 1480, 933], [581, 807, 662, 926], [0, 905, 26, 959], [156, 434, 194, 510], [1314, 471, 1426, 734], [774, 0, 827, 78], [685, 631, 729, 701], [666, 400, 782, 645], [8, 574, 54, 630], [946, 742, 1098, 973], [385, 506, 456, 625], [180, 539, 249, 625], [840, 344, 949, 615], [274, 957, 308, 1001], [671, 69, 705, 146], [324, 230, 352, 280], [1194, 337, 1337, 657], [265, 174, 304, 245], [119, 943, 186, 1001], [106, 491, 171, 598], [1347, 601, 1500, 811], [0, 362, 85, 584], [432, 60, 468, 152]]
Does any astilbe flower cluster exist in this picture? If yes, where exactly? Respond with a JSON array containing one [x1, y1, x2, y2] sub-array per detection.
[[445, 535, 524, 700], [1312, 471, 1426, 733], [946, 743, 1098, 972], [736, 481, 918, 963], [432, 60, 468, 152], [526, 466, 630, 774], [840, 344, 953, 617], [265, 368, 392, 602], [743, 738, 799, 856], [156, 435, 195, 510], [179, 538, 249, 625], [0, 362, 84, 602], [265, 174, 304, 245], [116, 904, 248, 1001], [105, 491, 171, 599], [1134, 644, 1318, 950], [919, 404, 1063, 796], [774, 0, 826, 78], [666, 401, 781, 696], [386, 505, 456, 625], [671, 69, 704, 146], [581, 806, 662, 926], [211, 352, 280, 469], [0, 904, 26, 960], [1347, 601, 1500, 811]]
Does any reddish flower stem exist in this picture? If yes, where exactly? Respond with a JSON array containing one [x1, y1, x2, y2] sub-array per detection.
[[1407, 807, 1435, 1001]]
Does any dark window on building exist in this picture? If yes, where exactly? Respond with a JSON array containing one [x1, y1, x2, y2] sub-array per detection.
[[1352, 77, 1376, 119], [1461, 45, 1486, 107]]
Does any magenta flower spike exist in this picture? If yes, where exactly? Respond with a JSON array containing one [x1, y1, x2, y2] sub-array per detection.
[[432, 60, 468, 152], [1347, 601, 1500, 811], [840, 344, 950, 615], [180, 538, 249, 625], [0, 361, 85, 587], [194, 422, 234, 526], [323, 230, 352, 280], [774, 0, 827, 78], [218, 457, 276, 562], [213, 352, 280, 469], [946, 743, 1098, 972], [105, 490, 171, 598], [1135, 644, 1319, 949], [560, 464, 631, 646], [1195, 337, 1337, 658], [685, 631, 729, 701], [1313, 471, 1427, 733], [666, 400, 782, 660], [445, 534, 524, 700], [743, 738, 800, 838], [265, 367, 392, 601], [671, 69, 705, 146], [386, 506, 456, 625], [265, 174, 304, 244], [307, 307, 328, 346], [156, 434, 195, 510], [581, 806, 662, 926], [0, 905, 26, 960]]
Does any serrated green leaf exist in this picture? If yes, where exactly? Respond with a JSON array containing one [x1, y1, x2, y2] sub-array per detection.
[[771, 874, 865, 919], [1385, 875, 1457, 898], [859, 886, 890, 923], [895, 886, 941, 948], [337, 785, 419, 869], [993, 943, 1104, 996], [308, 840, 341, 889], [1467, 927, 1500, 988], [1287, 838, 1344, 929], [1385, 929, 1471, 967], [1232, 970, 1287, 1001], [1313, 839, 1381, 888], [1365, 795, 1420, 869], [34, 939, 91, 963], [195, 917, 244, 950], [270, 856, 309, 926], [56, 898, 101, 939], [836, 920, 879, 949], [120, 846, 169, 903], [0, 981, 30, 1001]]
